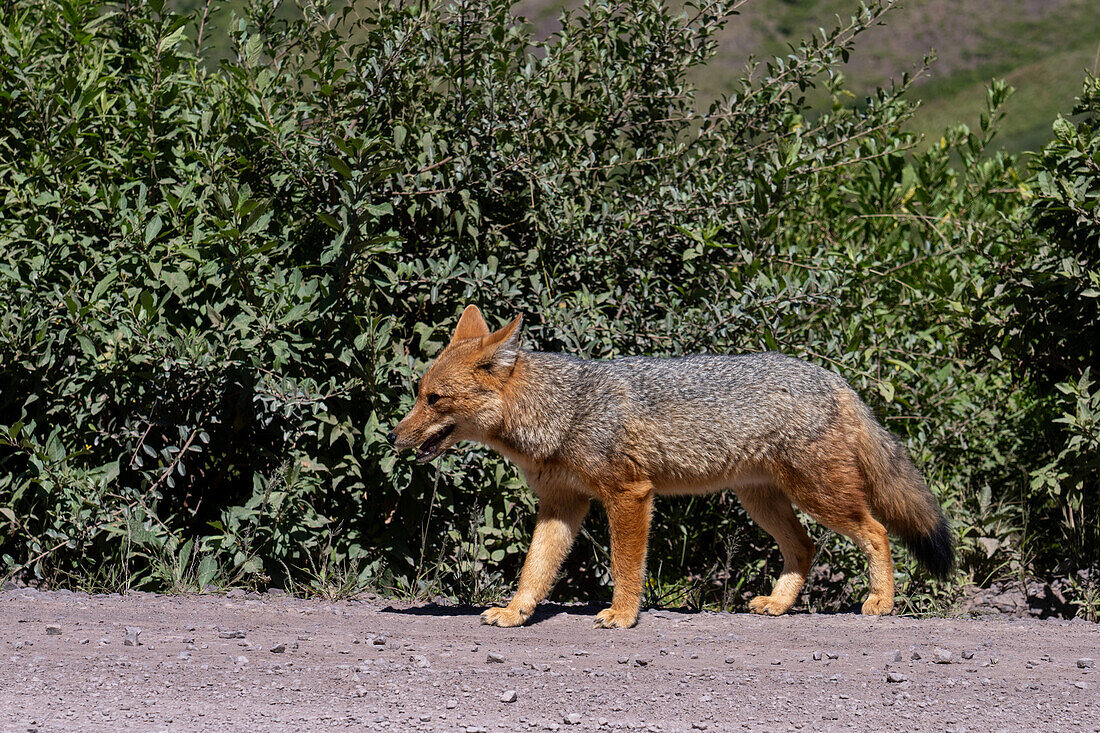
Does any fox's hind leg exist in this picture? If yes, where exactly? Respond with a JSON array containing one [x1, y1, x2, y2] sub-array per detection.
[[838, 515, 894, 615], [788, 456, 895, 616], [737, 485, 815, 616]]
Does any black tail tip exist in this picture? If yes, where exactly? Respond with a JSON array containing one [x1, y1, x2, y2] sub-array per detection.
[[906, 515, 955, 579]]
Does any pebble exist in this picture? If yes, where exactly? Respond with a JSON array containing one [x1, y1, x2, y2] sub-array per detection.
[[501, 689, 517, 703], [412, 654, 430, 668], [634, 658, 650, 667], [218, 629, 246, 639], [961, 650, 975, 659], [124, 627, 142, 646], [886, 671, 908, 683], [1077, 658, 1094, 669], [724, 656, 736, 664], [812, 651, 823, 661], [45, 624, 62, 636], [933, 648, 953, 664], [910, 650, 922, 660], [564, 713, 582, 725], [1074, 682, 1089, 690], [887, 650, 902, 662], [270, 643, 287, 654], [487, 652, 505, 663]]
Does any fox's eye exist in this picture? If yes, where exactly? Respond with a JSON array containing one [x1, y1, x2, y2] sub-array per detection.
[[426, 393, 441, 406]]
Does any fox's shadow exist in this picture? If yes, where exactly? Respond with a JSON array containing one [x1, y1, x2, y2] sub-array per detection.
[[381, 601, 608, 625]]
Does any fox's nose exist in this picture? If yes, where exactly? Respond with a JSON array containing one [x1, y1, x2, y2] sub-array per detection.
[[386, 431, 397, 446]]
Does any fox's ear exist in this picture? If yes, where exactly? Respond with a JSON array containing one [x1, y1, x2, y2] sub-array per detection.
[[481, 315, 522, 373], [451, 304, 491, 342]]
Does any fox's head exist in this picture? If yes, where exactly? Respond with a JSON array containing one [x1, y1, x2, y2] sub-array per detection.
[[388, 305, 522, 463]]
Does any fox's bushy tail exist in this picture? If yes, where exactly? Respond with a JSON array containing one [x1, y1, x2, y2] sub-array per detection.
[[850, 397, 954, 578]]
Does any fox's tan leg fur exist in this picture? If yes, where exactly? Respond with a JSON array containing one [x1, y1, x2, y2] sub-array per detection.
[[788, 451, 896, 616], [738, 486, 815, 616], [481, 493, 589, 627], [595, 482, 654, 629], [844, 515, 895, 615]]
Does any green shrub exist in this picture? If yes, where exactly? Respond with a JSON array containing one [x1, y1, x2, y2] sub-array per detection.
[[984, 75, 1100, 569], [0, 0, 1090, 613]]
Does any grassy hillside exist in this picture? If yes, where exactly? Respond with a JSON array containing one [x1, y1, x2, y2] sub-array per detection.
[[171, 0, 1097, 152], [517, 0, 1100, 153]]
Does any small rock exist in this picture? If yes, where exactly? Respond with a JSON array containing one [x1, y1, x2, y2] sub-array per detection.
[[45, 625, 62, 636], [634, 658, 650, 667], [961, 650, 975, 660], [933, 648, 953, 664], [412, 654, 430, 668], [225, 589, 245, 599], [1073, 682, 1089, 690], [124, 627, 141, 646], [500, 689, 517, 703], [235, 655, 249, 664], [270, 643, 287, 654], [886, 671, 908, 683], [887, 650, 902, 662], [724, 656, 736, 665], [618, 657, 630, 665], [812, 651, 823, 661], [770, 659, 781, 665], [1077, 658, 1094, 669], [371, 635, 386, 646], [218, 629, 246, 639], [910, 650, 922, 661], [564, 713, 582, 725], [692, 724, 709, 731], [446, 699, 458, 709], [825, 651, 839, 660], [486, 652, 505, 664]]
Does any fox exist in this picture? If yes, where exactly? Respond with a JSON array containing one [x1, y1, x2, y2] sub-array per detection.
[[388, 305, 954, 629]]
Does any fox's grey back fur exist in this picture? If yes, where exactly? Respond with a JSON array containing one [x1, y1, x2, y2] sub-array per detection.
[[501, 351, 847, 484]]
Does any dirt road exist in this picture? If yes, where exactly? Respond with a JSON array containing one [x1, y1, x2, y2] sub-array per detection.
[[1, 587, 1097, 731]]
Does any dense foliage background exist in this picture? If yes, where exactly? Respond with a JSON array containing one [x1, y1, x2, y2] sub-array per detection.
[[1, 0, 1096, 616]]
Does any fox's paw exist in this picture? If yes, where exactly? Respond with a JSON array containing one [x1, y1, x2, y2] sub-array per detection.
[[593, 607, 638, 629], [480, 605, 529, 628], [861, 594, 894, 616], [748, 595, 793, 616]]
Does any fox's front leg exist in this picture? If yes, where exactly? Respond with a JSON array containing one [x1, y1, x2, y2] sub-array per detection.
[[481, 493, 589, 627], [594, 482, 654, 629]]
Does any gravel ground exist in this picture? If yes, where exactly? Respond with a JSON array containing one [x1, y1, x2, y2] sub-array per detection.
[[1, 587, 1098, 731]]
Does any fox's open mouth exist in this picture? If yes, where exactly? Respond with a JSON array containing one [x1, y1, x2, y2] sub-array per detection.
[[416, 424, 455, 463]]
